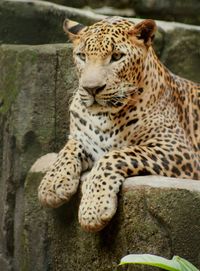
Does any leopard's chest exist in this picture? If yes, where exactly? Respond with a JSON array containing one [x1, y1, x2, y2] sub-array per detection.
[[71, 101, 140, 163], [69, 98, 147, 162], [70, 110, 117, 161]]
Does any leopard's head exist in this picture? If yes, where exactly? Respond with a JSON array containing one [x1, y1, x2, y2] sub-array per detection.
[[63, 17, 156, 109]]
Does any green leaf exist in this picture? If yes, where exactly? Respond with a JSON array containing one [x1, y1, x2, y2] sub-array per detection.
[[172, 256, 199, 271], [120, 254, 181, 271]]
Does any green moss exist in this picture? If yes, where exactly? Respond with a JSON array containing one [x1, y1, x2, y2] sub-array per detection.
[[0, 50, 18, 114], [0, 47, 38, 114]]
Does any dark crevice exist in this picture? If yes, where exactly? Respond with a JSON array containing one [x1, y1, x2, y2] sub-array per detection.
[[54, 50, 59, 152], [3, 134, 17, 264], [4, 176, 15, 259]]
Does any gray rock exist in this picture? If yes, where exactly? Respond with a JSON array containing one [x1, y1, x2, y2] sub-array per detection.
[[132, 0, 200, 26], [0, 0, 104, 45], [21, 158, 200, 271], [0, 254, 12, 271], [161, 28, 200, 83], [40, 0, 200, 25], [0, 44, 77, 270], [85, 6, 136, 18], [1, 0, 200, 83]]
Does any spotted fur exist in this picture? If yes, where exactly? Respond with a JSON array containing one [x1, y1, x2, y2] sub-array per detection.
[[38, 17, 200, 232]]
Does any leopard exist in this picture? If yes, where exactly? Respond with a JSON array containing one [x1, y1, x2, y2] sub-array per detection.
[[38, 16, 200, 232]]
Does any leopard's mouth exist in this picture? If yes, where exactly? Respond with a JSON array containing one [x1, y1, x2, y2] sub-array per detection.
[[94, 87, 138, 108], [94, 98, 124, 108], [80, 86, 138, 108], [81, 96, 126, 109]]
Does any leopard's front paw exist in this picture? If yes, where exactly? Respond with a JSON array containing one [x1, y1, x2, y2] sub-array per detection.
[[78, 180, 118, 232], [38, 171, 80, 208]]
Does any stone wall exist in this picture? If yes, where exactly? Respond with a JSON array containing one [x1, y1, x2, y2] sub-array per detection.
[[40, 0, 200, 25], [0, 1, 200, 270], [0, 43, 78, 270]]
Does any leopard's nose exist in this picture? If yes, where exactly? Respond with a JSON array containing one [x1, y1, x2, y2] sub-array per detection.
[[83, 84, 106, 96]]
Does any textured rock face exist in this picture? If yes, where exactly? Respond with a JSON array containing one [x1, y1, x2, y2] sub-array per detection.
[[0, 0, 104, 45], [131, 0, 200, 25], [0, 1, 200, 270], [1, 0, 200, 81], [22, 163, 200, 271], [41, 0, 200, 25], [0, 44, 78, 270]]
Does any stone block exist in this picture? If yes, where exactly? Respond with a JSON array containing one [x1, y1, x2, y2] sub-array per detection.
[[1, 0, 200, 82], [20, 155, 200, 271], [0, 0, 103, 45], [0, 44, 77, 270], [41, 0, 200, 25]]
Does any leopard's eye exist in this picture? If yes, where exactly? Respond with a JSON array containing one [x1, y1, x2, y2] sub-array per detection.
[[110, 52, 125, 63], [77, 52, 86, 61]]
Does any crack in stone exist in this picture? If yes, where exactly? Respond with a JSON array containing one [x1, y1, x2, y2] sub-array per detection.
[[143, 194, 174, 258], [54, 49, 59, 152], [2, 132, 17, 264]]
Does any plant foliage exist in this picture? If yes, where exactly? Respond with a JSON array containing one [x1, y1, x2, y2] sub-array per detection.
[[119, 254, 199, 271]]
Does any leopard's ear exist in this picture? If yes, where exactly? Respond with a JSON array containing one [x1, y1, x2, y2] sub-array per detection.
[[129, 19, 156, 47], [63, 19, 86, 42]]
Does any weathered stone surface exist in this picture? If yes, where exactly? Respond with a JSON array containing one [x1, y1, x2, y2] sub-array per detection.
[[0, 0, 104, 45], [0, 44, 77, 270], [161, 28, 200, 83], [1, 0, 200, 82], [131, 0, 200, 26], [21, 156, 200, 271], [41, 0, 200, 25]]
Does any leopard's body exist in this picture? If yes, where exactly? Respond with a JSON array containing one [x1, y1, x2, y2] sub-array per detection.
[[38, 17, 200, 232]]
